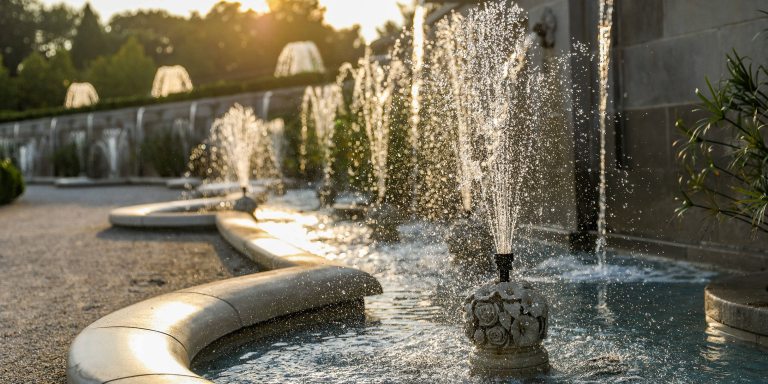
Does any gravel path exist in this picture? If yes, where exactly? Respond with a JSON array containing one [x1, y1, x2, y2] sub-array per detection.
[[0, 185, 257, 384]]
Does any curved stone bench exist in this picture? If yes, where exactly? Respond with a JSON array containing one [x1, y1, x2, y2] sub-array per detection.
[[194, 180, 280, 198], [109, 196, 235, 228], [705, 272, 768, 347], [68, 211, 382, 384]]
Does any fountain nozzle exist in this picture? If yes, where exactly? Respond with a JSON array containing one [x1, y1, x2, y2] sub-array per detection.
[[241, 186, 248, 198], [494, 253, 514, 282]]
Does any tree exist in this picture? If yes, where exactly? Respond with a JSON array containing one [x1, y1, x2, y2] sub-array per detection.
[[0, 0, 39, 75], [16, 50, 75, 109], [37, 3, 78, 56], [71, 3, 110, 69], [87, 37, 155, 98], [0, 54, 18, 110]]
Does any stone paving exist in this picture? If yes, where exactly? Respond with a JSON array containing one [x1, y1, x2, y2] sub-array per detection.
[[0, 186, 257, 383]]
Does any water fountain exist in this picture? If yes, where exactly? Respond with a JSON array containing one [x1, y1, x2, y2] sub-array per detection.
[[204, 103, 284, 213], [64, 82, 99, 109], [300, 84, 344, 206], [68, 130, 87, 176], [340, 47, 407, 241], [151, 65, 194, 98], [432, 3, 554, 374], [18, 140, 36, 176], [100, 128, 122, 178], [274, 41, 326, 78], [595, 0, 614, 267]]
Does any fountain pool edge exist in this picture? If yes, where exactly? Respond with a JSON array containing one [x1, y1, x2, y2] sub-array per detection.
[[67, 212, 382, 384], [705, 272, 768, 348]]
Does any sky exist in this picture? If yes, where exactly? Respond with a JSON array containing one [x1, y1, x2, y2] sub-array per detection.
[[39, 0, 405, 42]]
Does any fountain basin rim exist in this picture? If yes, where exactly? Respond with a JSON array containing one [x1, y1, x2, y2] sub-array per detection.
[[67, 211, 382, 384], [109, 193, 245, 228], [704, 272, 768, 348]]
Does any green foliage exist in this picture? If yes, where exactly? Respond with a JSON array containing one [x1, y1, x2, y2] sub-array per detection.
[[0, 0, 78, 75], [0, 0, 40, 76], [141, 128, 188, 177], [16, 50, 76, 109], [676, 51, 768, 233], [52, 142, 80, 177], [87, 37, 156, 99], [0, 158, 24, 205], [70, 3, 110, 69], [0, 54, 18, 111]]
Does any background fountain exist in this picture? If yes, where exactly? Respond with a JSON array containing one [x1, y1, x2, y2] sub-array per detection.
[[195, 103, 285, 211], [341, 48, 406, 241], [151, 65, 194, 98], [300, 84, 344, 206], [274, 41, 326, 78], [68, 130, 87, 176], [64, 82, 99, 109]]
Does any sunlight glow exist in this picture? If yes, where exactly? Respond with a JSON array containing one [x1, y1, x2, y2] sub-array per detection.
[[41, 0, 402, 41]]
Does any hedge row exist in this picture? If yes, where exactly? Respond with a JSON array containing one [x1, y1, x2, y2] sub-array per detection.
[[0, 72, 333, 124]]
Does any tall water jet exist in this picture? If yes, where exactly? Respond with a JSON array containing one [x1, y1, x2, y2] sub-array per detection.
[[441, 3, 550, 375], [595, 0, 614, 267], [207, 104, 280, 213], [261, 91, 273, 119], [301, 85, 344, 206], [430, 9, 494, 266], [64, 82, 99, 109], [343, 47, 406, 241], [69, 130, 87, 176], [274, 41, 326, 77], [151, 65, 193, 98], [98, 128, 122, 178], [408, 1, 427, 213]]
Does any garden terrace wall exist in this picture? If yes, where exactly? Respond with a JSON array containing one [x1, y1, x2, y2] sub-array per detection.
[[0, 85, 307, 179]]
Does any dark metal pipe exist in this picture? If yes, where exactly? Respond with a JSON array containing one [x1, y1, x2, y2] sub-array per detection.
[[494, 253, 514, 282]]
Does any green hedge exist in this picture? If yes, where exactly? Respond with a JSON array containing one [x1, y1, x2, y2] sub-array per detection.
[[0, 72, 333, 123], [0, 159, 24, 205]]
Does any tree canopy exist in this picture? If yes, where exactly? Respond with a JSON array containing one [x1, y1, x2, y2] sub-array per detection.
[[0, 0, 366, 112]]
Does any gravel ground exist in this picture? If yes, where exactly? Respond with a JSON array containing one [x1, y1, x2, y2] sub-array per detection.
[[0, 185, 257, 384]]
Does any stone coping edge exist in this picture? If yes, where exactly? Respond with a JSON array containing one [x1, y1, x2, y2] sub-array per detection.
[[108, 191, 267, 229], [68, 211, 382, 384], [108, 196, 233, 228], [704, 272, 768, 347]]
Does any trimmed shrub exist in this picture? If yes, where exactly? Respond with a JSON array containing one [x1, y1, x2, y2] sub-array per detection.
[[52, 142, 80, 177], [142, 129, 188, 177], [0, 159, 24, 204]]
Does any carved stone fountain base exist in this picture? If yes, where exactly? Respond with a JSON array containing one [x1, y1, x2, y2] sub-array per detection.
[[464, 278, 550, 378], [470, 344, 550, 377]]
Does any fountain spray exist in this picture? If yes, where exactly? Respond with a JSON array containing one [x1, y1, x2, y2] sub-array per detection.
[[436, 3, 551, 375]]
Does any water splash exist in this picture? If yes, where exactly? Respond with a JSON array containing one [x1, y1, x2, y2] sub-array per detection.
[[409, 1, 427, 179], [100, 128, 122, 178], [69, 130, 87, 175], [435, 4, 549, 255], [209, 104, 267, 189], [300, 85, 344, 180], [64, 82, 99, 109], [151, 65, 193, 98], [274, 41, 326, 77], [596, 0, 614, 267], [340, 48, 407, 203]]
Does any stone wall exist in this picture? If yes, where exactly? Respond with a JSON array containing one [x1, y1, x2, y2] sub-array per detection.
[[430, 0, 768, 269], [0, 87, 304, 179]]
